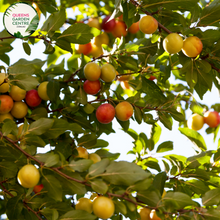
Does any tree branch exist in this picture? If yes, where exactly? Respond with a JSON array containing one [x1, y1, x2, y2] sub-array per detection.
[[0, 35, 51, 44]]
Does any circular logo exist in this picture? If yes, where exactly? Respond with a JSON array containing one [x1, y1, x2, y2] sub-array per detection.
[[3, 2, 39, 38]]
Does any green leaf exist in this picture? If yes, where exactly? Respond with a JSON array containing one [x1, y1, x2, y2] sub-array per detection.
[[0, 161, 18, 178], [142, 76, 167, 104], [42, 175, 62, 202], [9, 59, 45, 75], [47, 81, 60, 102], [6, 196, 23, 219], [44, 154, 60, 167], [29, 118, 54, 135], [91, 179, 108, 194], [69, 123, 85, 134], [186, 67, 197, 88], [134, 106, 142, 124], [40, 208, 59, 220], [2, 119, 17, 136], [169, 109, 185, 122], [128, 178, 152, 191], [78, 133, 97, 148], [202, 188, 220, 206], [182, 168, 210, 181], [22, 42, 31, 55], [88, 158, 110, 177], [58, 171, 86, 195], [158, 112, 173, 130], [12, 74, 39, 91], [44, 119, 69, 139], [60, 210, 96, 220], [200, 0, 220, 26], [117, 56, 138, 71], [179, 128, 207, 151], [137, 189, 161, 207], [76, 87, 87, 104], [163, 192, 196, 209], [0, 43, 13, 54], [101, 161, 150, 186], [95, 149, 120, 160], [156, 141, 173, 153], [114, 199, 127, 215], [41, 8, 66, 34], [185, 179, 209, 195], [153, 172, 167, 195], [143, 157, 161, 172], [69, 159, 93, 172], [0, 54, 10, 65], [24, 134, 46, 147], [126, 128, 139, 140], [30, 107, 48, 120], [57, 23, 94, 44]]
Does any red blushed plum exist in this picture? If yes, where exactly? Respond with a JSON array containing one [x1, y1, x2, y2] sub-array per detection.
[[25, 90, 42, 107], [101, 16, 116, 32], [33, 183, 44, 194], [115, 101, 134, 121], [204, 111, 220, 128], [128, 21, 139, 34], [0, 95, 14, 114], [83, 80, 101, 95], [76, 43, 92, 55], [149, 75, 156, 80], [96, 103, 115, 124], [111, 21, 127, 38]]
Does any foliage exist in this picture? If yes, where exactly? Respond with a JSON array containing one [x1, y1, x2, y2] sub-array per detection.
[[0, 0, 220, 219]]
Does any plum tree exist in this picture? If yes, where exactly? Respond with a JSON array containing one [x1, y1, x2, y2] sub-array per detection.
[[92, 196, 115, 219], [1, 0, 220, 220]]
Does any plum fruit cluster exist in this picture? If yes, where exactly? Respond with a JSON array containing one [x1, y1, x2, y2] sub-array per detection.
[[76, 15, 140, 57], [187, 111, 220, 131], [0, 74, 50, 123]]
